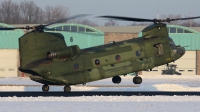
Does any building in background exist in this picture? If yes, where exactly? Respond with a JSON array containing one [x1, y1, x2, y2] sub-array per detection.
[[0, 23, 24, 77]]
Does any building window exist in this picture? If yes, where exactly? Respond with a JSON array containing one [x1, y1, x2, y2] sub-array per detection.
[[46, 28, 55, 31], [179, 70, 185, 72], [63, 26, 70, 31], [0, 68, 5, 71], [86, 28, 95, 32], [79, 27, 85, 32], [170, 27, 176, 33], [177, 28, 183, 33], [188, 70, 193, 72], [71, 26, 77, 32], [184, 30, 193, 33], [55, 26, 62, 31]]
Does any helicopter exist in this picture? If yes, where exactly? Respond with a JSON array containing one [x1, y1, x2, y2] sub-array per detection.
[[1, 14, 200, 92]]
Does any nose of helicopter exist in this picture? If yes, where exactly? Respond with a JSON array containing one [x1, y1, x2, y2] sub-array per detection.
[[178, 47, 185, 56]]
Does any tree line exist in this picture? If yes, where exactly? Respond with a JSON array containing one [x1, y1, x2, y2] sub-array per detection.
[[0, 0, 99, 26], [0, 0, 200, 27]]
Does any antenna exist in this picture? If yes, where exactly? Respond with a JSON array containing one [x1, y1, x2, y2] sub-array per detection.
[[157, 0, 159, 19], [190, 12, 194, 27]]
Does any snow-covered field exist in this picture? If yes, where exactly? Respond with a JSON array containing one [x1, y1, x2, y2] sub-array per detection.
[[0, 74, 200, 112]]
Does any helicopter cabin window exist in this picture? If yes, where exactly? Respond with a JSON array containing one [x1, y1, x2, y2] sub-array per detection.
[[86, 28, 95, 32], [63, 26, 70, 31], [184, 30, 192, 33], [153, 43, 164, 56], [55, 26, 62, 31], [177, 28, 183, 33], [71, 26, 77, 32], [79, 27, 85, 32], [169, 27, 176, 33]]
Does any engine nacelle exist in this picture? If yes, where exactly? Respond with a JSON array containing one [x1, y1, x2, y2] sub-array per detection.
[[47, 45, 80, 59]]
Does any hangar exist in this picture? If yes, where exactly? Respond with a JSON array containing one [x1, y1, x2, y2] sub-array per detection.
[[0, 23, 24, 77]]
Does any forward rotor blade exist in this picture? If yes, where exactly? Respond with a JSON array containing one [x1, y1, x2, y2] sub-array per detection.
[[98, 15, 154, 22], [0, 27, 28, 30], [45, 14, 90, 27], [0, 28, 16, 30]]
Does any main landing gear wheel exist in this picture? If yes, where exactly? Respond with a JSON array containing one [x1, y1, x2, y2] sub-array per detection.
[[42, 85, 49, 92], [64, 85, 71, 92], [112, 76, 121, 84], [133, 76, 142, 84]]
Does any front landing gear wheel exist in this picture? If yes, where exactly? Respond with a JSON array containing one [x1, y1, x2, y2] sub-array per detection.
[[42, 85, 49, 92], [64, 85, 71, 92], [133, 77, 142, 84]]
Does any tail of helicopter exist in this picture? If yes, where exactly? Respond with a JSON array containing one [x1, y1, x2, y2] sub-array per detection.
[[18, 32, 67, 70]]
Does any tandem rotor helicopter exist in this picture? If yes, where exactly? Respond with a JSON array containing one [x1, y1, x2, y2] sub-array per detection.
[[1, 14, 200, 92]]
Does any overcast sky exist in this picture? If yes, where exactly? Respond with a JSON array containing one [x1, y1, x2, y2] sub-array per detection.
[[3, 0, 200, 25]]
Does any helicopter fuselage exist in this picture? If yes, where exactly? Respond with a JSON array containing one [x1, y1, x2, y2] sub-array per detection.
[[18, 28, 185, 85]]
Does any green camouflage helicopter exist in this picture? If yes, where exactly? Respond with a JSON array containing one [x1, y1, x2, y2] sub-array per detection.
[[1, 15, 200, 92]]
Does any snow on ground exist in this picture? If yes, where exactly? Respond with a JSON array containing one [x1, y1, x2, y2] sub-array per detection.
[[0, 74, 200, 112], [0, 74, 200, 91]]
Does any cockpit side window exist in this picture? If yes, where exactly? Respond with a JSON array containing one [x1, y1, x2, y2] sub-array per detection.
[[169, 37, 175, 46]]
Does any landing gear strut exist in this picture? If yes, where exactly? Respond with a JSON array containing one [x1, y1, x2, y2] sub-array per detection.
[[112, 76, 121, 84], [42, 84, 49, 92], [64, 85, 71, 92]]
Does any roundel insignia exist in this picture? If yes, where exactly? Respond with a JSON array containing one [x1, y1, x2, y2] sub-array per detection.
[[136, 50, 141, 57], [74, 63, 79, 70], [95, 59, 100, 65], [115, 55, 121, 62]]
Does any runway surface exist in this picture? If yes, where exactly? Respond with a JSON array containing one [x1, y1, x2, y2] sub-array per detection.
[[1, 91, 200, 97]]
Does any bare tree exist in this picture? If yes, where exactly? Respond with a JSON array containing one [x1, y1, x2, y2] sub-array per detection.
[[20, 1, 44, 24], [44, 5, 70, 24], [104, 20, 119, 26], [0, 0, 20, 24], [0, 0, 98, 25]]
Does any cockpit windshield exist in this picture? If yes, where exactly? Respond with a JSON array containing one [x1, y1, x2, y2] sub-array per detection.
[[169, 37, 175, 46]]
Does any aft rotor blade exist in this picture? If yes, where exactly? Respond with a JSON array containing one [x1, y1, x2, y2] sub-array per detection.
[[170, 16, 200, 21], [99, 15, 200, 23], [45, 14, 90, 27], [98, 15, 154, 22]]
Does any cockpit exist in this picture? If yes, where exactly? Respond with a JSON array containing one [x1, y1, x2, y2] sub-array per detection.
[[169, 37, 185, 56], [169, 37, 176, 47]]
